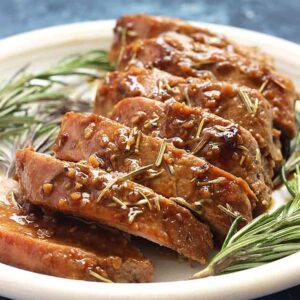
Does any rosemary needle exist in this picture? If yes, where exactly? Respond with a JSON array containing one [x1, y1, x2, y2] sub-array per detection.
[[89, 270, 113, 283], [154, 139, 167, 167], [195, 118, 206, 139]]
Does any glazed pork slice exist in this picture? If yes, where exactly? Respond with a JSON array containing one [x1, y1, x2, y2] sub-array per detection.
[[95, 67, 281, 178], [0, 178, 153, 283], [110, 14, 271, 65], [117, 33, 296, 140], [53, 112, 255, 237], [110, 97, 271, 213], [16, 149, 213, 263]]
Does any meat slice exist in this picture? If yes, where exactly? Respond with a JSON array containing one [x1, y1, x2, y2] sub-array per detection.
[[0, 178, 153, 283], [117, 33, 296, 140], [110, 97, 271, 213], [95, 67, 281, 179], [16, 149, 213, 263], [110, 14, 271, 65], [53, 112, 255, 237]]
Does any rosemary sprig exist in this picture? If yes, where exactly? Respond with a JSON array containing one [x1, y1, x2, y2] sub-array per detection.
[[0, 49, 112, 176], [192, 165, 300, 279], [273, 108, 300, 186], [282, 165, 300, 197], [0, 121, 59, 177], [40, 50, 113, 77], [0, 49, 112, 140]]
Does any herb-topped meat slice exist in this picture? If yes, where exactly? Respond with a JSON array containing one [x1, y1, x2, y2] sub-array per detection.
[[53, 112, 255, 237], [16, 149, 213, 263], [110, 14, 271, 65], [0, 177, 153, 283], [110, 97, 271, 213], [117, 32, 296, 141], [95, 67, 281, 179]]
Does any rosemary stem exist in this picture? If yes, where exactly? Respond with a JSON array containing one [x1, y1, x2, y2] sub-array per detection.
[[190, 265, 215, 279]]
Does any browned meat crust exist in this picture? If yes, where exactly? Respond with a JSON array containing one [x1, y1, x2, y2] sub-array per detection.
[[53, 112, 255, 237], [0, 178, 153, 283], [110, 97, 271, 213], [110, 14, 272, 65], [16, 149, 213, 263], [95, 67, 281, 180], [116, 32, 296, 140]]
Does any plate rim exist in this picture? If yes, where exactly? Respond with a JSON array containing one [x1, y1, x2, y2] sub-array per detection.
[[1, 19, 300, 60], [0, 19, 299, 300]]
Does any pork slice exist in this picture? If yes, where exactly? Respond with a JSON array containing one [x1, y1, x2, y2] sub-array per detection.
[[110, 97, 271, 213], [117, 33, 296, 141], [16, 149, 213, 263], [0, 177, 153, 283], [109, 14, 272, 66], [95, 67, 281, 177], [53, 112, 255, 237]]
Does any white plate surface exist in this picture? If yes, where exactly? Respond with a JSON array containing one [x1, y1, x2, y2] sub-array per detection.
[[0, 20, 299, 300]]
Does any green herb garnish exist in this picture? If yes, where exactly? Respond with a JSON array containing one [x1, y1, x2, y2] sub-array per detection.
[[0, 49, 112, 177], [192, 164, 300, 279]]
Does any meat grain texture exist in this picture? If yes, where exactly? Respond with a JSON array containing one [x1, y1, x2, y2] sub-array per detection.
[[53, 112, 255, 238], [115, 30, 296, 141], [0, 178, 153, 283], [110, 97, 271, 213], [16, 149, 213, 263], [95, 67, 282, 179]]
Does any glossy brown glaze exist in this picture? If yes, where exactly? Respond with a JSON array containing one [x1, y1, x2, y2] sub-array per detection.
[[16, 149, 213, 263], [116, 32, 296, 140], [0, 178, 153, 283], [110, 14, 272, 65], [95, 66, 281, 178], [110, 97, 271, 213], [53, 112, 255, 238]]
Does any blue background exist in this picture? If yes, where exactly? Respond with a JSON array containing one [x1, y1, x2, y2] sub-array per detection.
[[0, 0, 299, 299], [0, 0, 300, 43]]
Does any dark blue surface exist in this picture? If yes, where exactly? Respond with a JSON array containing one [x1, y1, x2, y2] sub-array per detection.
[[0, 0, 300, 43], [0, 1, 299, 299]]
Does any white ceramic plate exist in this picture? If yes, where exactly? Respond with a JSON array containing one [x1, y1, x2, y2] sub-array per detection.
[[0, 20, 299, 300]]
